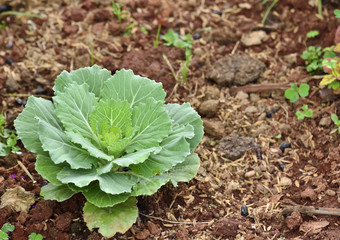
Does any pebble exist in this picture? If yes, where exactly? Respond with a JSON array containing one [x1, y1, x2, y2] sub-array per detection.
[[198, 100, 219, 117], [319, 117, 331, 127], [193, 32, 201, 40], [69, 8, 88, 22], [250, 93, 260, 102], [147, 221, 161, 235], [244, 170, 256, 178], [136, 229, 150, 240], [325, 189, 336, 196], [203, 119, 225, 138], [280, 142, 291, 153], [280, 177, 292, 187], [244, 106, 258, 117], [235, 91, 249, 103], [241, 205, 249, 217], [241, 30, 269, 46]]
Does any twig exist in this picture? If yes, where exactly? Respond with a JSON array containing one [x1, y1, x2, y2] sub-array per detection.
[[230, 41, 240, 55], [282, 202, 340, 217], [139, 213, 211, 225], [17, 160, 36, 183], [229, 82, 289, 96]]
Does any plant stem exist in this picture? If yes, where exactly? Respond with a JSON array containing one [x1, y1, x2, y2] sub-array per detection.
[[318, 0, 322, 17], [153, 24, 161, 47], [261, 0, 278, 25]]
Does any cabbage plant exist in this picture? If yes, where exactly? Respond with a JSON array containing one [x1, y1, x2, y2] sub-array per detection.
[[14, 66, 203, 237]]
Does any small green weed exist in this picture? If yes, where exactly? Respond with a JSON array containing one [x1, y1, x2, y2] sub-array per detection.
[[123, 22, 135, 36], [0, 109, 20, 156], [320, 57, 340, 91], [153, 24, 161, 47], [296, 105, 313, 120], [162, 29, 193, 83], [306, 30, 319, 38], [335, 9, 340, 18], [331, 114, 340, 134], [0, 20, 6, 30], [28, 232, 43, 240], [140, 26, 148, 35], [284, 82, 309, 103], [301, 45, 336, 74], [111, 1, 128, 23], [0, 223, 15, 240], [261, 0, 278, 25]]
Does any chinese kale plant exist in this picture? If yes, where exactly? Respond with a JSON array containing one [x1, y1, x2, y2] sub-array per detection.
[[14, 66, 203, 238], [284, 82, 309, 103]]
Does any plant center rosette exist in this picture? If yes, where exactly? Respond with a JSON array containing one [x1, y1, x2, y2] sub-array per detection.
[[14, 66, 203, 237]]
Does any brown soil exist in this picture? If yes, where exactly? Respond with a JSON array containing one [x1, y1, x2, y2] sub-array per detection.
[[1, 0, 340, 239]]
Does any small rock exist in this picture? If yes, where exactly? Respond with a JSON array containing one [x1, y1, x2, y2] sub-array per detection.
[[250, 93, 260, 102], [244, 106, 258, 117], [148, 0, 161, 7], [325, 189, 336, 196], [16, 211, 28, 224], [108, 21, 123, 36], [235, 91, 249, 101], [203, 119, 225, 138], [283, 53, 297, 65], [285, 211, 302, 230], [198, 100, 219, 117], [241, 30, 269, 46], [93, 9, 112, 22], [204, 85, 220, 100], [279, 177, 292, 187], [175, 230, 189, 239], [63, 24, 79, 35], [136, 229, 150, 240], [92, 22, 105, 36], [227, 181, 240, 191], [219, 133, 257, 160], [55, 212, 73, 231], [147, 221, 161, 235], [241, 205, 249, 217], [81, 0, 97, 10], [213, 218, 239, 237], [70, 8, 87, 22], [211, 27, 238, 45], [244, 170, 256, 178], [301, 187, 317, 201], [319, 117, 331, 127], [207, 53, 266, 86]]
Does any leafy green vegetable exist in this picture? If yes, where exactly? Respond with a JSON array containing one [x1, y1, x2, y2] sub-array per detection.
[[296, 105, 313, 120], [284, 82, 310, 103], [14, 65, 203, 238], [334, 9, 340, 18]]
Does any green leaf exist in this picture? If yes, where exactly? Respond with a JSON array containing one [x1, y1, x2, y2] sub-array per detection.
[[38, 120, 97, 169], [1, 223, 14, 233], [90, 99, 133, 157], [334, 9, 340, 18], [165, 103, 204, 151], [54, 83, 100, 145], [298, 83, 310, 97], [14, 97, 61, 155], [101, 69, 166, 108], [331, 114, 339, 124], [305, 109, 313, 117], [83, 197, 138, 238], [130, 124, 193, 177], [82, 182, 130, 207], [40, 183, 77, 201], [126, 98, 172, 153], [132, 153, 199, 196], [306, 30, 319, 38], [28, 232, 43, 240], [35, 154, 65, 186], [57, 167, 137, 195], [284, 89, 299, 102], [113, 147, 161, 167], [296, 111, 304, 120], [0, 231, 8, 240], [54, 65, 111, 97], [0, 142, 10, 157]]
